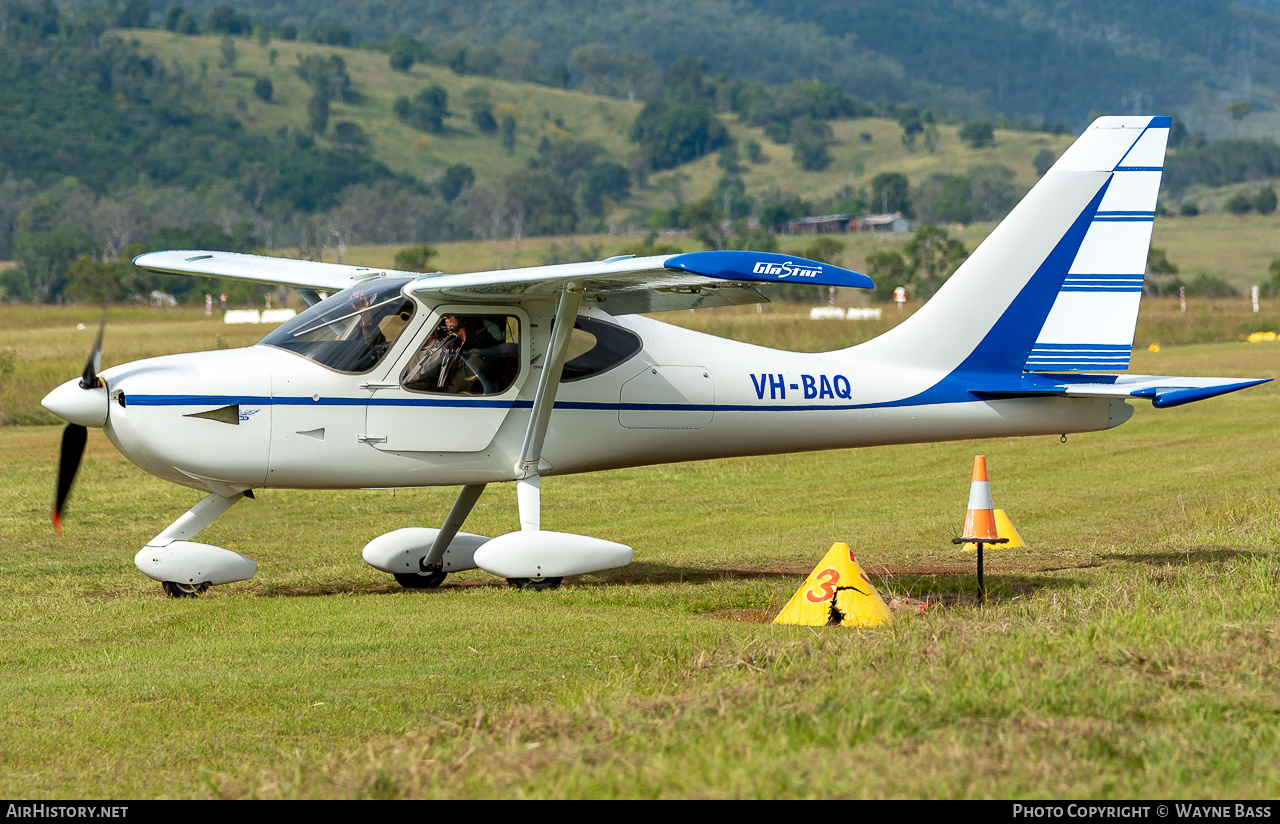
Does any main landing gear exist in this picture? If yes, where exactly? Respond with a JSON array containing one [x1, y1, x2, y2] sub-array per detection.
[[161, 581, 210, 598], [393, 568, 448, 589], [506, 577, 563, 591]]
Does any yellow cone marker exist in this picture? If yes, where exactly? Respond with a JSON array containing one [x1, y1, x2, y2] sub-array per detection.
[[774, 542, 891, 627], [960, 509, 1024, 552]]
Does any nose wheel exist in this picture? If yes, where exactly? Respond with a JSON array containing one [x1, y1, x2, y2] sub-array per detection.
[[161, 581, 209, 598]]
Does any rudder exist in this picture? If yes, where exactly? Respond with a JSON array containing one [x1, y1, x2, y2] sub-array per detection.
[[1025, 116, 1169, 371]]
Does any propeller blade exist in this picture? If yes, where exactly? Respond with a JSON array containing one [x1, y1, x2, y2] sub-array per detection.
[[53, 423, 87, 536], [79, 305, 106, 389]]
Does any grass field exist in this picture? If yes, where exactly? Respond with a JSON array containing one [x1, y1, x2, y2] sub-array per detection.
[[1, 301, 1278, 798]]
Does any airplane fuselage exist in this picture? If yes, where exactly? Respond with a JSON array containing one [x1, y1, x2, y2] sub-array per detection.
[[96, 300, 1129, 497]]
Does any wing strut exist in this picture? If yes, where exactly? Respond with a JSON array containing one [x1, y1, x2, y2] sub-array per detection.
[[515, 283, 583, 531]]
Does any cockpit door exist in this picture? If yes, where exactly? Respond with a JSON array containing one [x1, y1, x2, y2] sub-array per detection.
[[362, 306, 528, 452]]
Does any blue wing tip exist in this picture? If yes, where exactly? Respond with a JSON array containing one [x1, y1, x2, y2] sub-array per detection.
[[666, 250, 874, 290]]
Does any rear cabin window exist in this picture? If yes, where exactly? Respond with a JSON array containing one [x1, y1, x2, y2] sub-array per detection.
[[561, 317, 642, 382], [257, 278, 415, 374]]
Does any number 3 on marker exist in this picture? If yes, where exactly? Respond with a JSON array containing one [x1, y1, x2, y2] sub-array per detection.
[[805, 567, 840, 602]]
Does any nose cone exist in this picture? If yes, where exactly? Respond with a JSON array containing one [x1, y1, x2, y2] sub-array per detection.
[[42, 378, 109, 428]]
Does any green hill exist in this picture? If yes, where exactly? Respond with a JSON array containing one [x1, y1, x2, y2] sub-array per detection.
[[151, 0, 1280, 131], [126, 28, 1073, 220], [8, 2, 1280, 306]]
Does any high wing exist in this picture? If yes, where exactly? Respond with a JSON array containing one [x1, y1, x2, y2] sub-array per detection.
[[132, 249, 874, 315], [131, 250, 405, 293]]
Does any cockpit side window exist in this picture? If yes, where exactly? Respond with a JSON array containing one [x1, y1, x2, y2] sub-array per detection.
[[401, 314, 521, 395], [257, 278, 415, 374], [561, 317, 643, 382]]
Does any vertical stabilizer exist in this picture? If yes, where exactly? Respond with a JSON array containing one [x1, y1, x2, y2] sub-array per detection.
[[850, 117, 1170, 383], [1026, 117, 1169, 370]]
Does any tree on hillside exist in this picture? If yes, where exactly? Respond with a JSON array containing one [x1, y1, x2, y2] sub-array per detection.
[[253, 77, 273, 102], [802, 236, 844, 265], [570, 44, 615, 94], [897, 106, 923, 149], [164, 6, 199, 34], [296, 54, 355, 103], [439, 164, 476, 203], [960, 120, 995, 148], [663, 56, 710, 105], [615, 50, 659, 102], [864, 226, 968, 301], [306, 93, 329, 134], [630, 101, 729, 170], [207, 4, 250, 35], [388, 34, 419, 72], [394, 244, 437, 272], [394, 86, 450, 133], [7, 226, 97, 303], [1256, 186, 1277, 215], [915, 174, 971, 224], [502, 169, 577, 236], [1225, 191, 1253, 216], [307, 24, 353, 47], [791, 116, 833, 171], [905, 225, 968, 298], [869, 172, 911, 216], [1268, 259, 1280, 298], [865, 249, 910, 301], [1226, 100, 1252, 139], [580, 162, 630, 217], [1033, 148, 1056, 177]]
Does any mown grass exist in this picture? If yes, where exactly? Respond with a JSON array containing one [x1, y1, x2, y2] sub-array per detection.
[[1, 303, 1277, 798]]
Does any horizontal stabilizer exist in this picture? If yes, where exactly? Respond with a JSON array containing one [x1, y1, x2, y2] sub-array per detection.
[[971, 374, 1270, 408]]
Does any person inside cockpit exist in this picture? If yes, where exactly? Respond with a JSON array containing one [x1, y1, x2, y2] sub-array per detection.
[[403, 314, 518, 394]]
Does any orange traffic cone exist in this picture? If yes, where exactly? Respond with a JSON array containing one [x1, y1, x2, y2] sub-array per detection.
[[961, 454, 999, 542], [951, 454, 1008, 604]]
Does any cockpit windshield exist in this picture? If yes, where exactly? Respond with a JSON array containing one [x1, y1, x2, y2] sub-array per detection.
[[257, 278, 415, 373]]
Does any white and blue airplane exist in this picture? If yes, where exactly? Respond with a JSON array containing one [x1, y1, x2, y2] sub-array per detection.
[[42, 116, 1268, 596]]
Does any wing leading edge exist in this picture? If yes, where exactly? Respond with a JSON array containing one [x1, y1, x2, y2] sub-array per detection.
[[132, 249, 872, 315], [131, 250, 403, 293], [406, 250, 872, 314]]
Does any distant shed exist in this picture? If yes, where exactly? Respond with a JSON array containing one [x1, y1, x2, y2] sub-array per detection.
[[784, 214, 855, 234], [783, 212, 911, 235], [853, 212, 911, 233]]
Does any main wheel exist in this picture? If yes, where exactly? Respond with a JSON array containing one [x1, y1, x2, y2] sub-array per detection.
[[506, 576, 563, 591], [162, 581, 209, 598], [394, 569, 447, 589]]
